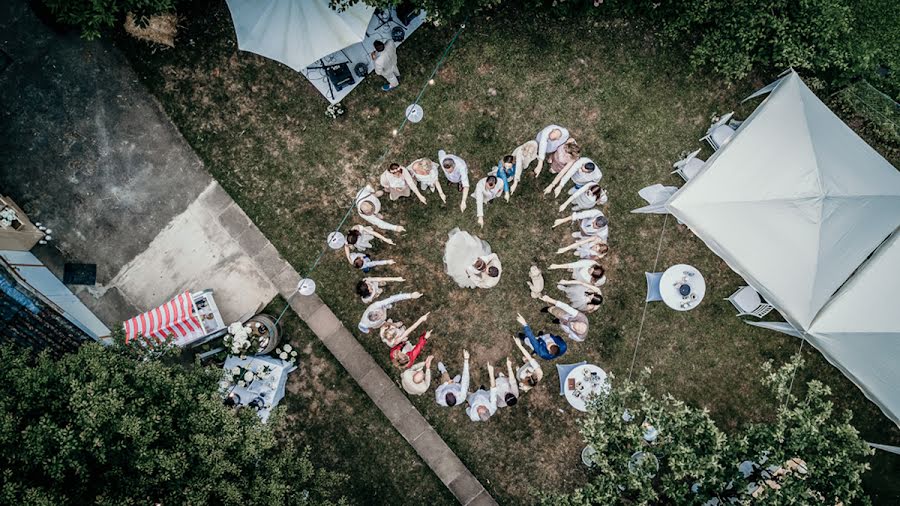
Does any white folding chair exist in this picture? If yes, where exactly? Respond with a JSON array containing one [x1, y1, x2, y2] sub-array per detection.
[[725, 286, 774, 318], [645, 272, 663, 302], [671, 148, 706, 182], [700, 111, 738, 151]]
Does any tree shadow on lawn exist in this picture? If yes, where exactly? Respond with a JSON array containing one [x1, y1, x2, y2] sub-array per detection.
[[116, 1, 900, 503]]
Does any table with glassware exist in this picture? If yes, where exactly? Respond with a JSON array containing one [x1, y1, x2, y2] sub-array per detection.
[[221, 355, 296, 422], [564, 364, 610, 412], [659, 264, 706, 311]]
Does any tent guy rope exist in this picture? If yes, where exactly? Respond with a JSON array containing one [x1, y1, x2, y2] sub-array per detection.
[[627, 213, 670, 381]]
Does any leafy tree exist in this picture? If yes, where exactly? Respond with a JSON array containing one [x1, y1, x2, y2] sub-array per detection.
[[41, 0, 176, 40], [0, 342, 346, 505], [545, 355, 873, 505]]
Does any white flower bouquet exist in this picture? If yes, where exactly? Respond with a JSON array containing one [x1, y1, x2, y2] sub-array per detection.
[[273, 342, 298, 365], [0, 206, 19, 229], [224, 322, 261, 358], [325, 102, 345, 119]]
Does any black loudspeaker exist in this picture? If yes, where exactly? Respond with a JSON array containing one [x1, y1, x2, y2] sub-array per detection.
[[326, 62, 355, 91], [396, 3, 418, 26], [354, 62, 369, 78], [391, 26, 406, 43]]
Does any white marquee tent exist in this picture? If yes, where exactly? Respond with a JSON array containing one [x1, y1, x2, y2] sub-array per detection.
[[667, 71, 900, 425]]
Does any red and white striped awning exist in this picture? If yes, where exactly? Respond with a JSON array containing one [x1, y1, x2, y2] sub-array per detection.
[[123, 291, 205, 346]]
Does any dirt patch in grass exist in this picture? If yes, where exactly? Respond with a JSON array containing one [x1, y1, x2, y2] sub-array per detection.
[[118, 2, 900, 503]]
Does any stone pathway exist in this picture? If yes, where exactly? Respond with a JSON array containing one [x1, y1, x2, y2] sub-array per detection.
[[197, 184, 496, 505]]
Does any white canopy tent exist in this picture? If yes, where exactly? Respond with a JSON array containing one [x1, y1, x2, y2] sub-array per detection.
[[667, 71, 900, 425], [226, 0, 375, 72], [226, 0, 426, 104]]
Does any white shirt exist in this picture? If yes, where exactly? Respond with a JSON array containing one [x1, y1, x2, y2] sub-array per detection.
[[437, 150, 469, 187], [401, 362, 431, 396], [495, 374, 519, 408], [358, 292, 416, 333], [409, 159, 440, 189], [559, 157, 602, 190], [558, 284, 600, 311], [348, 252, 391, 271], [435, 359, 469, 407], [473, 178, 504, 218], [349, 225, 375, 251], [570, 184, 608, 211], [516, 358, 542, 392], [355, 185, 400, 232], [360, 279, 383, 304], [574, 209, 609, 241], [553, 300, 588, 342], [536, 124, 570, 160], [374, 40, 398, 77], [380, 169, 411, 191], [466, 387, 498, 422]]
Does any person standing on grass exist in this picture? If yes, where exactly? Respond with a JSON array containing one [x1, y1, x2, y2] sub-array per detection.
[[356, 276, 405, 304], [549, 259, 607, 286], [534, 125, 571, 176], [435, 350, 470, 407], [466, 363, 498, 422], [437, 150, 470, 212], [490, 155, 517, 202], [494, 357, 520, 408], [516, 313, 567, 360], [358, 291, 422, 334], [513, 337, 544, 392], [465, 253, 502, 289], [372, 39, 400, 91], [401, 354, 434, 395], [408, 158, 447, 204], [346, 224, 395, 252], [355, 185, 405, 232], [539, 294, 589, 342], [380, 162, 426, 203], [344, 247, 394, 273], [558, 182, 608, 212], [380, 313, 429, 348], [473, 175, 504, 228], [553, 209, 609, 242], [390, 330, 431, 368]]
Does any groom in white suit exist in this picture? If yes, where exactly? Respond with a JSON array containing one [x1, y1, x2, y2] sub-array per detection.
[[372, 40, 400, 91]]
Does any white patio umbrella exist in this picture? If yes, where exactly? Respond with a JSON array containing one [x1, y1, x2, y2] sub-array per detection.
[[225, 0, 376, 71]]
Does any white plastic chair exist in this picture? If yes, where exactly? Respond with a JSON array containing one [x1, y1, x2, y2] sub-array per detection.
[[725, 286, 774, 318], [645, 272, 663, 302], [700, 111, 738, 151], [671, 148, 706, 182]]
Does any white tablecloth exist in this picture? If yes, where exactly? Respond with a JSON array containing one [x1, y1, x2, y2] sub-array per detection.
[[659, 264, 706, 311], [564, 364, 610, 412], [222, 355, 296, 422]]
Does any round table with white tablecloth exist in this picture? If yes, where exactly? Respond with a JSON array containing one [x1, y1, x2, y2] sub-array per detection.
[[659, 264, 706, 311], [564, 364, 610, 412]]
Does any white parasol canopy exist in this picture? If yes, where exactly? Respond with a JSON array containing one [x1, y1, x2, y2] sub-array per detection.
[[225, 0, 376, 71]]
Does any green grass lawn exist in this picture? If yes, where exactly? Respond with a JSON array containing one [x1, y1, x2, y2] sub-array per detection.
[[118, 2, 900, 503]]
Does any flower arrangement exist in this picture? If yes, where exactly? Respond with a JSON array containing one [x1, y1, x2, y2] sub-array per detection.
[[0, 206, 19, 229], [220, 364, 273, 390], [325, 102, 345, 119], [224, 322, 260, 358], [274, 343, 298, 364]]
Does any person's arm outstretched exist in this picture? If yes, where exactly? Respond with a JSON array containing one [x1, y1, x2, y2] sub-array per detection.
[[557, 236, 601, 254], [549, 259, 597, 271], [460, 349, 471, 399], [403, 166, 427, 204], [558, 183, 595, 212], [398, 312, 430, 342], [544, 157, 577, 195], [554, 157, 589, 197], [366, 227, 395, 246], [506, 357, 519, 399], [540, 294, 579, 317]]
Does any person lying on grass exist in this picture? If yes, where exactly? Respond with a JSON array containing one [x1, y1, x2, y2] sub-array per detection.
[[356, 276, 405, 304], [380, 162, 426, 203], [379, 312, 429, 348], [435, 349, 470, 407], [513, 337, 544, 392], [355, 185, 405, 232], [473, 175, 503, 228], [437, 150, 470, 212], [540, 294, 589, 342], [555, 281, 603, 314], [408, 158, 446, 204], [558, 182, 608, 212], [466, 363, 498, 422], [401, 354, 434, 395], [390, 330, 432, 369], [534, 124, 571, 177], [358, 291, 422, 334], [556, 236, 610, 261], [516, 313, 567, 360], [346, 224, 395, 252]]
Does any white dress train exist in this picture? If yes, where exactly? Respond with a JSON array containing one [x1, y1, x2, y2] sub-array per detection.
[[444, 228, 491, 288]]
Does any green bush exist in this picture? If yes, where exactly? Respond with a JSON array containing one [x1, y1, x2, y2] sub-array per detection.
[[0, 343, 346, 505], [42, 0, 176, 40]]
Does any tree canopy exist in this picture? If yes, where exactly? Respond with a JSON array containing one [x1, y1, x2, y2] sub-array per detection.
[[544, 356, 874, 505], [0, 343, 345, 505]]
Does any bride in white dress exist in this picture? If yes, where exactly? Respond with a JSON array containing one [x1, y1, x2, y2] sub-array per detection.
[[444, 228, 492, 288]]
